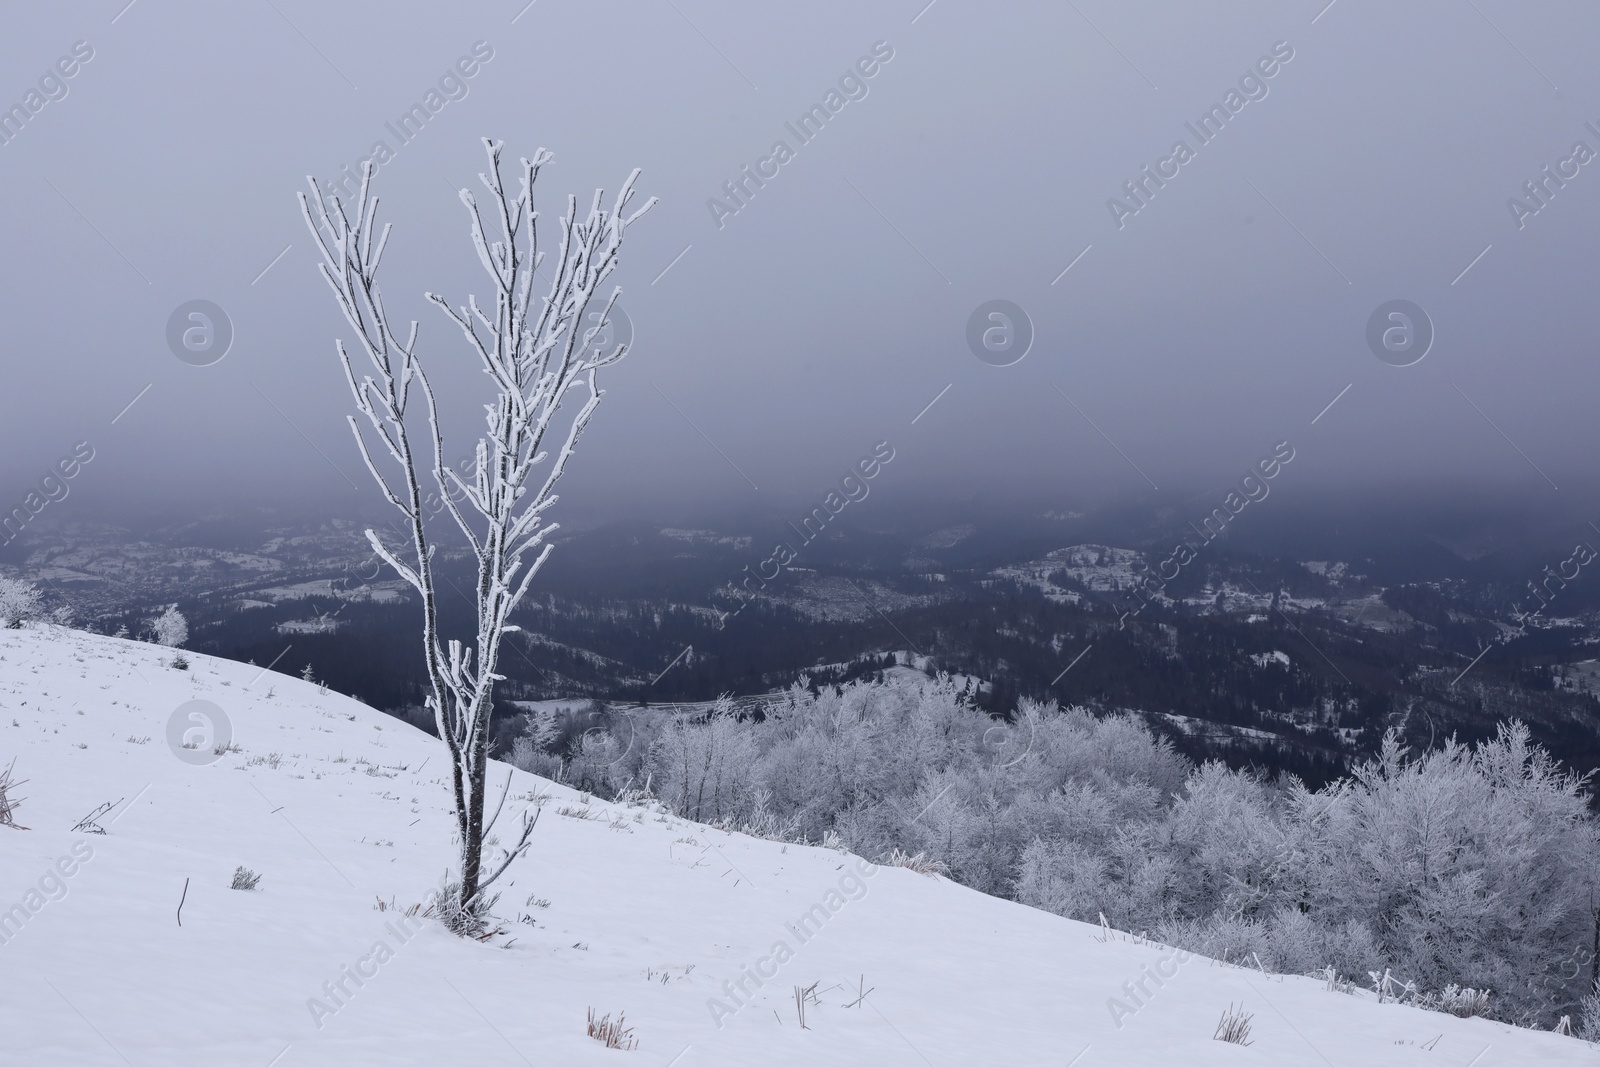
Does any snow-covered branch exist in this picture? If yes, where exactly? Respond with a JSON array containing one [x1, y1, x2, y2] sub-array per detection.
[[301, 138, 653, 927]]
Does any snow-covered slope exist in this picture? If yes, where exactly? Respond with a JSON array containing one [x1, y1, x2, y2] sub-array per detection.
[[0, 626, 1582, 1065]]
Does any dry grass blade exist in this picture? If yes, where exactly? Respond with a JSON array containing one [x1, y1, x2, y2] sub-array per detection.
[[1213, 1002, 1254, 1045], [72, 798, 121, 835], [586, 1007, 638, 1050], [0, 758, 29, 829], [884, 848, 948, 876], [794, 981, 821, 1029]]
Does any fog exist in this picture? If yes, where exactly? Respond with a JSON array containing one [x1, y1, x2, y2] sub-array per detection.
[[2, 0, 1597, 529]]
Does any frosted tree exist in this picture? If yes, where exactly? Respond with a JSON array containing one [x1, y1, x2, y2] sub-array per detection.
[[507, 710, 563, 779], [0, 578, 41, 629], [152, 605, 188, 647], [300, 138, 654, 930]]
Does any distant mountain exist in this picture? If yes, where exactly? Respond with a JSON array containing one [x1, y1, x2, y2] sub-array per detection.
[[9, 503, 1600, 788]]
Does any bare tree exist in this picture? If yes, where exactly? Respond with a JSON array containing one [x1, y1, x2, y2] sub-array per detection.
[[300, 138, 654, 928]]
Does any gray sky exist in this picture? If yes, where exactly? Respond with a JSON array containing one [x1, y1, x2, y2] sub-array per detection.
[[2, 0, 1598, 527]]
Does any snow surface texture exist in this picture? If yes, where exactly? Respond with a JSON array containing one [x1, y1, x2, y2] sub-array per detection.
[[0, 626, 1582, 1064]]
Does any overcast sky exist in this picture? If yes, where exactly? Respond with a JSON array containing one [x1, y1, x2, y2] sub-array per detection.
[[2, 0, 1598, 528]]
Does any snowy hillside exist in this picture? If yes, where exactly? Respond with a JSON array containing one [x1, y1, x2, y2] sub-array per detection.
[[0, 625, 1584, 1065]]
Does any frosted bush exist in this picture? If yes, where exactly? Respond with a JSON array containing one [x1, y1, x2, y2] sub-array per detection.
[[559, 674, 1599, 1028], [507, 734, 564, 780], [1576, 992, 1600, 1041], [1017, 839, 1110, 922], [1434, 984, 1492, 1018], [152, 605, 188, 648], [0, 578, 42, 628]]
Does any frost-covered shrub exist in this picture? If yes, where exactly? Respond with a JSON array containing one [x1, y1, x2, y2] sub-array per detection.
[[1017, 838, 1112, 922], [1279, 727, 1599, 1025], [649, 701, 761, 823], [1266, 912, 1382, 981], [152, 605, 188, 648], [563, 674, 1599, 1028], [884, 848, 949, 876], [507, 711, 565, 780], [506, 703, 656, 795], [1577, 991, 1600, 1041], [566, 727, 641, 797], [507, 733, 564, 781], [1434, 984, 1492, 1018], [1146, 911, 1382, 980], [429, 880, 498, 938], [0, 578, 42, 628]]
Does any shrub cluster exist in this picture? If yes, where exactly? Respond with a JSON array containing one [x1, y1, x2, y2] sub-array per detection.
[[512, 675, 1600, 1027]]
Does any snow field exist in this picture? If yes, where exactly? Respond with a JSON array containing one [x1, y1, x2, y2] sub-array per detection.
[[0, 626, 1583, 1065]]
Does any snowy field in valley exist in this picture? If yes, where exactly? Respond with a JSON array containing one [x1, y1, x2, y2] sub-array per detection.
[[0, 625, 1585, 1065]]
